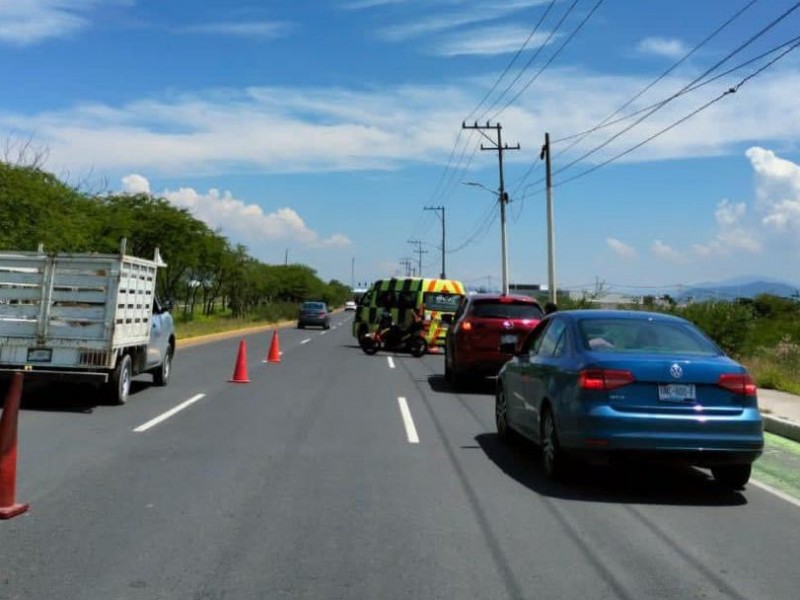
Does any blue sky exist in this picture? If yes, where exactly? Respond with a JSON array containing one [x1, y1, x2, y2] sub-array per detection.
[[2, 0, 800, 295]]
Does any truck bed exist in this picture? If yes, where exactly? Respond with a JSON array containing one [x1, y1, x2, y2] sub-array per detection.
[[0, 249, 159, 370]]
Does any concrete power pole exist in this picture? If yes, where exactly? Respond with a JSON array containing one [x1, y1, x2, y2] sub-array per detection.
[[462, 121, 519, 295], [424, 206, 446, 278], [540, 132, 557, 304], [407, 239, 427, 278]]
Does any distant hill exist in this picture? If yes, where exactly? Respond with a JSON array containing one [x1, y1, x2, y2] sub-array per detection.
[[675, 279, 800, 301]]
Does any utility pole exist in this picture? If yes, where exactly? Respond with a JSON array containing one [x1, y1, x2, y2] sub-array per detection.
[[407, 239, 427, 278], [399, 258, 412, 277], [424, 206, 446, 278], [284, 248, 289, 266], [351, 257, 355, 290], [540, 132, 556, 304], [462, 121, 519, 295]]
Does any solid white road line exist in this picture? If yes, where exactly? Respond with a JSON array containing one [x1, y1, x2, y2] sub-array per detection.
[[133, 394, 207, 433], [387, 357, 396, 369], [397, 397, 419, 444], [751, 479, 800, 509], [301, 338, 312, 344]]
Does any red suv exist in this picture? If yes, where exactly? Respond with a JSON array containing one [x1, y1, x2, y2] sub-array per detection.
[[445, 294, 543, 389]]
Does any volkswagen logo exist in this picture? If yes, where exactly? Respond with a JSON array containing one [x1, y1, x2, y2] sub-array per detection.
[[670, 363, 683, 379]]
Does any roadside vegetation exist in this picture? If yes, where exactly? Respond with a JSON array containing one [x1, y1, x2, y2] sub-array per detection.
[[0, 161, 351, 334]]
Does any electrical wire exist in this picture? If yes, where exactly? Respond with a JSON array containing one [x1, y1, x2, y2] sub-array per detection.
[[464, 0, 559, 124], [552, 0, 759, 159], [554, 38, 800, 188], [477, 0, 583, 123], [552, 1, 800, 180]]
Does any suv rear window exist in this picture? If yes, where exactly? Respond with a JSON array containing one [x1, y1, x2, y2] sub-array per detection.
[[302, 302, 326, 311], [470, 300, 543, 320]]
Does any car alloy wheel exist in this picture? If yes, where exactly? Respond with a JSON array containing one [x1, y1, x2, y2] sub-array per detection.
[[541, 408, 563, 480], [495, 387, 510, 440]]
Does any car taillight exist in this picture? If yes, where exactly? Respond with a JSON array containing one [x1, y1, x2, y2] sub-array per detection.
[[717, 373, 757, 396], [578, 368, 634, 391], [460, 320, 473, 332]]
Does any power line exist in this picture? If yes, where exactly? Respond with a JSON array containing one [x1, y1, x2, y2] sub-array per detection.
[[478, 0, 583, 122], [552, 1, 800, 180], [552, 33, 800, 145], [488, 0, 607, 122], [465, 0, 559, 123], [554, 38, 800, 188], [552, 0, 760, 158]]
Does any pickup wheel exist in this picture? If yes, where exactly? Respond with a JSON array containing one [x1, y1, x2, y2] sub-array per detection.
[[152, 345, 173, 386], [107, 354, 132, 405]]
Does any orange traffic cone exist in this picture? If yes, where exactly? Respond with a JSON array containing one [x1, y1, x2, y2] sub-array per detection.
[[229, 339, 250, 383], [264, 330, 281, 363], [0, 372, 29, 519]]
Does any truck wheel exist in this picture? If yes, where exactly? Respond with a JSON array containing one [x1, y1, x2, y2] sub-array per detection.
[[153, 345, 173, 386], [107, 354, 132, 405]]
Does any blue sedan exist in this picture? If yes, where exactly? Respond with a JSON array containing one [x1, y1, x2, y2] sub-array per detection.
[[495, 310, 763, 489]]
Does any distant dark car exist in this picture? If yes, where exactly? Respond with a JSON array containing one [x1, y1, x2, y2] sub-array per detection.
[[495, 309, 764, 489], [445, 293, 543, 389], [298, 301, 330, 329]]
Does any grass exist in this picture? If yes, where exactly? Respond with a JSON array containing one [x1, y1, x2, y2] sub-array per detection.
[[173, 307, 296, 340], [741, 340, 800, 395]]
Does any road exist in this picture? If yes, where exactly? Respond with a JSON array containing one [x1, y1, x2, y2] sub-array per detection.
[[2, 313, 800, 599]]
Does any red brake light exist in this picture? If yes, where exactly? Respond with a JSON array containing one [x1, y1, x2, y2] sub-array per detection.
[[461, 320, 473, 332], [579, 368, 634, 391], [717, 373, 757, 396]]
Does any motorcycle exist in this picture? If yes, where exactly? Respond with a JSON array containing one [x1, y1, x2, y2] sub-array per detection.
[[359, 322, 428, 357]]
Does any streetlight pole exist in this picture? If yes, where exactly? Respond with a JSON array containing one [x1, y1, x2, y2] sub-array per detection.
[[424, 205, 446, 278], [462, 181, 509, 294]]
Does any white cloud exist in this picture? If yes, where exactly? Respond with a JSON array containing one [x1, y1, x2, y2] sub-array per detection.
[[177, 21, 292, 39], [636, 37, 689, 60], [746, 146, 800, 234], [692, 199, 761, 256], [434, 27, 553, 57], [607, 237, 637, 259], [0, 1, 129, 46], [4, 64, 800, 178], [121, 173, 151, 194], [651, 240, 683, 262], [377, 0, 552, 42], [124, 175, 351, 249]]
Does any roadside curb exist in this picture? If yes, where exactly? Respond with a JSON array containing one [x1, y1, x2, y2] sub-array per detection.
[[762, 413, 800, 444]]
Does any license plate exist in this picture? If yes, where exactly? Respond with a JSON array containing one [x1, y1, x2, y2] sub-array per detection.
[[658, 383, 696, 402], [27, 348, 53, 363], [500, 334, 517, 345]]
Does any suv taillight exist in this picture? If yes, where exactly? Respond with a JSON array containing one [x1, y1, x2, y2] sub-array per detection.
[[579, 368, 634, 391], [717, 373, 757, 396]]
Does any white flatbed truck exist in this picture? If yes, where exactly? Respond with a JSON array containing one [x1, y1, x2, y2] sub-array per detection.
[[0, 240, 175, 404]]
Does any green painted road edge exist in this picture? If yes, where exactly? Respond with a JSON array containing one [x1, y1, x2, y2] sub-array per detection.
[[753, 432, 800, 503]]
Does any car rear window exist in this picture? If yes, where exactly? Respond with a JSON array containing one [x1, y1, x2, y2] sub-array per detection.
[[577, 318, 721, 355], [302, 302, 325, 310], [470, 300, 544, 320], [423, 292, 463, 312]]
